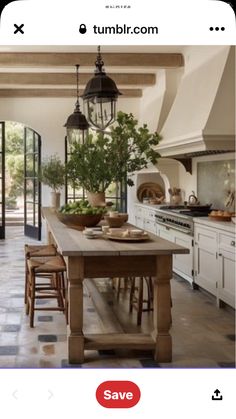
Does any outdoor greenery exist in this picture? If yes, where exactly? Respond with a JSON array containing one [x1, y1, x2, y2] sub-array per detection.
[[66, 111, 161, 193], [5, 122, 24, 208], [40, 154, 65, 192]]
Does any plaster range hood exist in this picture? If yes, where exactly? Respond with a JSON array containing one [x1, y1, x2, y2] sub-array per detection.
[[158, 46, 235, 167]]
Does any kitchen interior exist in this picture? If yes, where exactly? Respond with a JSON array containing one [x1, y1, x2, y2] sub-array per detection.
[[0, 44, 235, 368]]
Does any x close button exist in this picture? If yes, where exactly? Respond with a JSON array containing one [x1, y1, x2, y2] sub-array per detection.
[[96, 381, 141, 408], [14, 23, 24, 34]]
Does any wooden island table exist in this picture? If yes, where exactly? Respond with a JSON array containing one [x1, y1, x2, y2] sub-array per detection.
[[43, 208, 189, 364]]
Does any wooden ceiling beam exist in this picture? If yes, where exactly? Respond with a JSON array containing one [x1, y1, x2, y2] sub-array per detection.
[[0, 72, 155, 86], [0, 53, 184, 68], [0, 88, 142, 98]]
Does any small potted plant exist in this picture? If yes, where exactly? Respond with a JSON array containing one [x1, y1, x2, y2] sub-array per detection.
[[66, 111, 161, 206], [40, 154, 65, 209]]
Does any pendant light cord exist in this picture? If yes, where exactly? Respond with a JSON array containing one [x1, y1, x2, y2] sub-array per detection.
[[75, 64, 80, 109], [95, 45, 104, 74]]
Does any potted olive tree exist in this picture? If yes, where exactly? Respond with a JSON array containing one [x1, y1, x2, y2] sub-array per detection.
[[40, 154, 65, 209], [66, 111, 161, 206]]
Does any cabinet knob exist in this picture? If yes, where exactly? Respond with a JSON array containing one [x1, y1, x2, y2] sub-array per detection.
[[231, 240, 235, 246], [218, 253, 222, 257]]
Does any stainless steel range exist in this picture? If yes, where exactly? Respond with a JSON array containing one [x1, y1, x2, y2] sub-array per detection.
[[155, 205, 211, 236]]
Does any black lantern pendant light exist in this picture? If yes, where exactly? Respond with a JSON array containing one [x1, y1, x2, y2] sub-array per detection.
[[82, 46, 122, 131], [64, 64, 89, 144]]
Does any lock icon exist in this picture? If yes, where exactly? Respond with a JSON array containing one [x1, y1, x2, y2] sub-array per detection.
[[79, 24, 87, 34]]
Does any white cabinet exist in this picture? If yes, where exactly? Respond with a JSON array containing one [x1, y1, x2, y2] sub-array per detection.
[[194, 225, 218, 296], [173, 231, 193, 282], [134, 205, 145, 229], [134, 204, 156, 233], [194, 223, 235, 308], [218, 232, 235, 308], [144, 219, 157, 234], [158, 224, 174, 242]]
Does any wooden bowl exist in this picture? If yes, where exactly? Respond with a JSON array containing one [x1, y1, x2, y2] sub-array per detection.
[[118, 213, 129, 223], [57, 212, 102, 227], [106, 216, 125, 228]]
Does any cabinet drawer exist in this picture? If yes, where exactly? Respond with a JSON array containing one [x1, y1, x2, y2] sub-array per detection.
[[146, 210, 155, 221], [135, 205, 144, 215], [135, 216, 144, 229], [219, 233, 236, 252], [195, 225, 217, 250], [144, 219, 156, 234]]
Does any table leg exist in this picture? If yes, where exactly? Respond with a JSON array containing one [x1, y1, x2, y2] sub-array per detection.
[[152, 255, 172, 362], [66, 256, 84, 364]]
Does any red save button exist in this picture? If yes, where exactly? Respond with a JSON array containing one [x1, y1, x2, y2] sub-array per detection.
[[96, 380, 141, 408]]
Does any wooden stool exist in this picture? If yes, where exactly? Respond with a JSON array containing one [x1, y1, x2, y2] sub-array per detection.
[[129, 276, 153, 326], [24, 244, 57, 304], [115, 277, 130, 300], [26, 255, 67, 327]]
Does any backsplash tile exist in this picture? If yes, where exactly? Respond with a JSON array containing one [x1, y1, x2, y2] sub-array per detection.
[[197, 159, 235, 210]]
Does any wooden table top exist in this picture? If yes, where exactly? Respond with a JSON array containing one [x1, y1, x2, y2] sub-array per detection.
[[43, 207, 189, 257]]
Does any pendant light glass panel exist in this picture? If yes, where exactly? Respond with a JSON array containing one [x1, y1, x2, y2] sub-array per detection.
[[64, 65, 89, 143], [83, 46, 121, 131], [84, 96, 117, 131]]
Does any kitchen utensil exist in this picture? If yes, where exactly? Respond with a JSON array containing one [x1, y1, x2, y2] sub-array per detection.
[[186, 204, 212, 211], [188, 191, 199, 205]]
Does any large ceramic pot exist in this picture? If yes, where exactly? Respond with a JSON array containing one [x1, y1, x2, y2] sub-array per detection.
[[51, 191, 61, 209], [86, 191, 106, 207]]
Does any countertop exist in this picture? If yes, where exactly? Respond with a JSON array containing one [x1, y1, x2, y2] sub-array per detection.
[[42, 207, 189, 257], [193, 217, 236, 234]]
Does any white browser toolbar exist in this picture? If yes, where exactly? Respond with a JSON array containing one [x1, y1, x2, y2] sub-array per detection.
[[0, 0, 235, 45]]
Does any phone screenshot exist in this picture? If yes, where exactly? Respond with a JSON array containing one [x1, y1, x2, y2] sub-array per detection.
[[0, 0, 235, 417]]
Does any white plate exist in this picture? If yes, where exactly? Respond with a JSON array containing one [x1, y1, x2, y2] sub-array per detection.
[[105, 232, 150, 242]]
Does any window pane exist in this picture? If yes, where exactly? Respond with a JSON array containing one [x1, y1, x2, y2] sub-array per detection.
[[26, 155, 34, 177], [26, 129, 34, 153], [26, 202, 34, 224], [26, 179, 34, 202]]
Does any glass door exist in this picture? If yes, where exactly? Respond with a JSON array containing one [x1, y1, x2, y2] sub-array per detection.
[[0, 122, 5, 239], [24, 127, 41, 240]]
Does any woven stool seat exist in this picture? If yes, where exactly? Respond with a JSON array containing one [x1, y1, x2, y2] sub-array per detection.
[[25, 244, 57, 258], [26, 254, 67, 327], [24, 244, 58, 304], [27, 255, 66, 274]]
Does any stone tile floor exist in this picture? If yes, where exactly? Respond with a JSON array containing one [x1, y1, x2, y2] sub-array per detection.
[[0, 227, 235, 368]]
